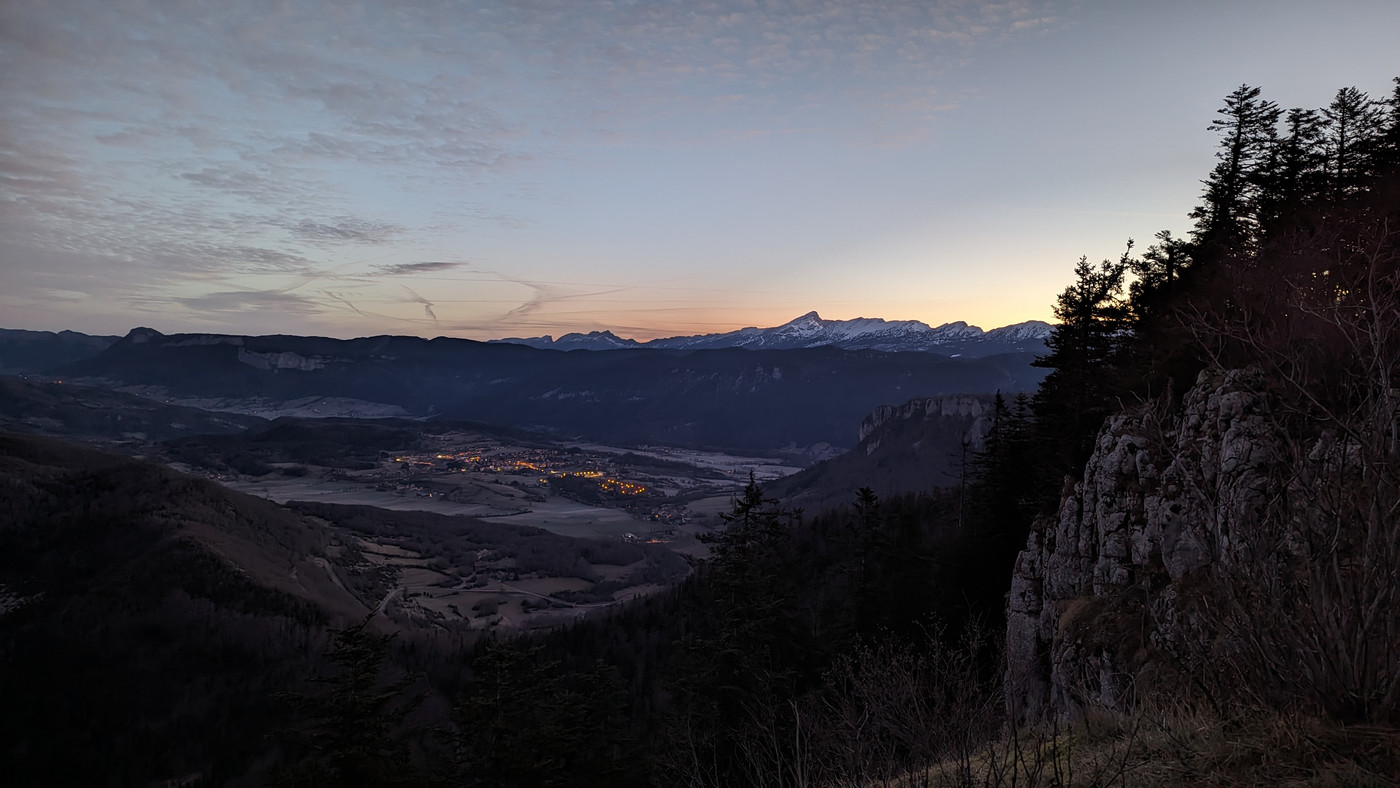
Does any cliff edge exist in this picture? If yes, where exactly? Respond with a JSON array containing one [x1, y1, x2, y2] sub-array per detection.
[[1006, 366, 1400, 724]]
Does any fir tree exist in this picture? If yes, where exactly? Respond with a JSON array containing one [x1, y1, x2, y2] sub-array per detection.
[[273, 618, 430, 788], [1322, 85, 1385, 198], [453, 641, 632, 787], [1032, 249, 1131, 487], [1191, 84, 1281, 249], [1256, 108, 1328, 234]]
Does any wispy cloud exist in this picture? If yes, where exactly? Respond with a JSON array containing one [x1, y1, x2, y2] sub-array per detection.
[[496, 277, 626, 323], [1, 0, 1075, 337], [373, 261, 465, 276], [402, 286, 438, 322], [321, 290, 369, 318], [283, 216, 403, 245], [176, 289, 323, 315]]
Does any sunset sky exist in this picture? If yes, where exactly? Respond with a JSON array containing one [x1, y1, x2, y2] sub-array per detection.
[[3, 0, 1398, 340]]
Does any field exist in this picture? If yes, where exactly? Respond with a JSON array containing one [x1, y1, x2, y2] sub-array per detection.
[[186, 426, 804, 631], [213, 427, 803, 542]]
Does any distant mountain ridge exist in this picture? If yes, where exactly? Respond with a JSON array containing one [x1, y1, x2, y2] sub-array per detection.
[[0, 314, 1052, 375], [0, 328, 121, 374], [491, 312, 1053, 357], [48, 327, 1048, 453]]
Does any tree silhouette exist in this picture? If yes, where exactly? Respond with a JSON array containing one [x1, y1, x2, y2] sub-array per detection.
[[453, 640, 631, 787], [1322, 85, 1384, 198], [1191, 84, 1281, 249], [273, 617, 430, 787], [1032, 249, 1130, 488], [1256, 107, 1327, 234]]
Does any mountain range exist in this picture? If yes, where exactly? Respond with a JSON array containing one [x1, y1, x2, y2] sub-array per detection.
[[0, 328, 120, 375], [0, 313, 1052, 454], [0, 313, 1051, 378], [30, 327, 1044, 454], [490, 312, 1052, 356]]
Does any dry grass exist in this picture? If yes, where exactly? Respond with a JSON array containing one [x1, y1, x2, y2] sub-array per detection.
[[905, 703, 1400, 787]]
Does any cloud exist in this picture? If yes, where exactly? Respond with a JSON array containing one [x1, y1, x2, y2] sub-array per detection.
[[282, 216, 404, 245], [178, 167, 308, 204], [1, 0, 1073, 337], [372, 261, 465, 276], [321, 290, 370, 318], [499, 280, 627, 322], [402, 286, 438, 321], [175, 289, 323, 315]]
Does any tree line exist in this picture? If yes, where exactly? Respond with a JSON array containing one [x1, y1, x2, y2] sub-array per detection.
[[970, 78, 1400, 532]]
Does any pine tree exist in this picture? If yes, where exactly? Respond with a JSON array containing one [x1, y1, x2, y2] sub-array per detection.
[[273, 618, 430, 788], [692, 473, 805, 703], [1191, 84, 1281, 249], [967, 392, 1038, 541], [1256, 108, 1328, 234], [1322, 86, 1385, 198], [1032, 249, 1130, 487], [453, 641, 632, 787], [1378, 77, 1400, 173], [850, 486, 885, 634], [662, 474, 807, 785], [1128, 229, 1190, 313]]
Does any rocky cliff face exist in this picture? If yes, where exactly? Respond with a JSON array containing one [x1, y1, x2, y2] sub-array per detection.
[[768, 394, 994, 512], [1004, 367, 1296, 721], [857, 395, 992, 446]]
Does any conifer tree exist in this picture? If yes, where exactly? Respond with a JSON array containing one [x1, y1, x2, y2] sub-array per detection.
[[663, 474, 806, 785], [1191, 84, 1281, 249], [1032, 249, 1130, 488], [967, 392, 1037, 542], [454, 641, 631, 787], [1128, 229, 1190, 312], [850, 485, 885, 634], [1256, 108, 1328, 233], [274, 618, 429, 788], [691, 473, 805, 703], [1378, 77, 1400, 172], [1322, 86, 1385, 198]]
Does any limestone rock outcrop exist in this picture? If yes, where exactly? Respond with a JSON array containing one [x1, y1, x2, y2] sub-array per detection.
[[1005, 367, 1290, 721], [858, 395, 992, 447]]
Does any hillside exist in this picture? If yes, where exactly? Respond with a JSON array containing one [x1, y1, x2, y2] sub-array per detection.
[[0, 375, 267, 441], [767, 393, 994, 512], [0, 432, 365, 783], [0, 328, 119, 374], [0, 431, 690, 783]]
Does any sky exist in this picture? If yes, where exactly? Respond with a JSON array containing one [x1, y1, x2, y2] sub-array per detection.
[[2, 1, 1398, 341]]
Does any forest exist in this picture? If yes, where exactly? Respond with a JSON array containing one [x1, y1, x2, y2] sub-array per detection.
[[3, 77, 1399, 785]]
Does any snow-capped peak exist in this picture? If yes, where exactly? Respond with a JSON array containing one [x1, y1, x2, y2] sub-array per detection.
[[491, 313, 1051, 357], [986, 320, 1054, 341]]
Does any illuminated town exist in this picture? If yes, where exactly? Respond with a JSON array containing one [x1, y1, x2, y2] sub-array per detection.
[[391, 448, 646, 495], [364, 432, 744, 535]]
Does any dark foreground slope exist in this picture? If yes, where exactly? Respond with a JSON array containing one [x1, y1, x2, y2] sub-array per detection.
[[0, 431, 697, 784], [0, 432, 376, 784]]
